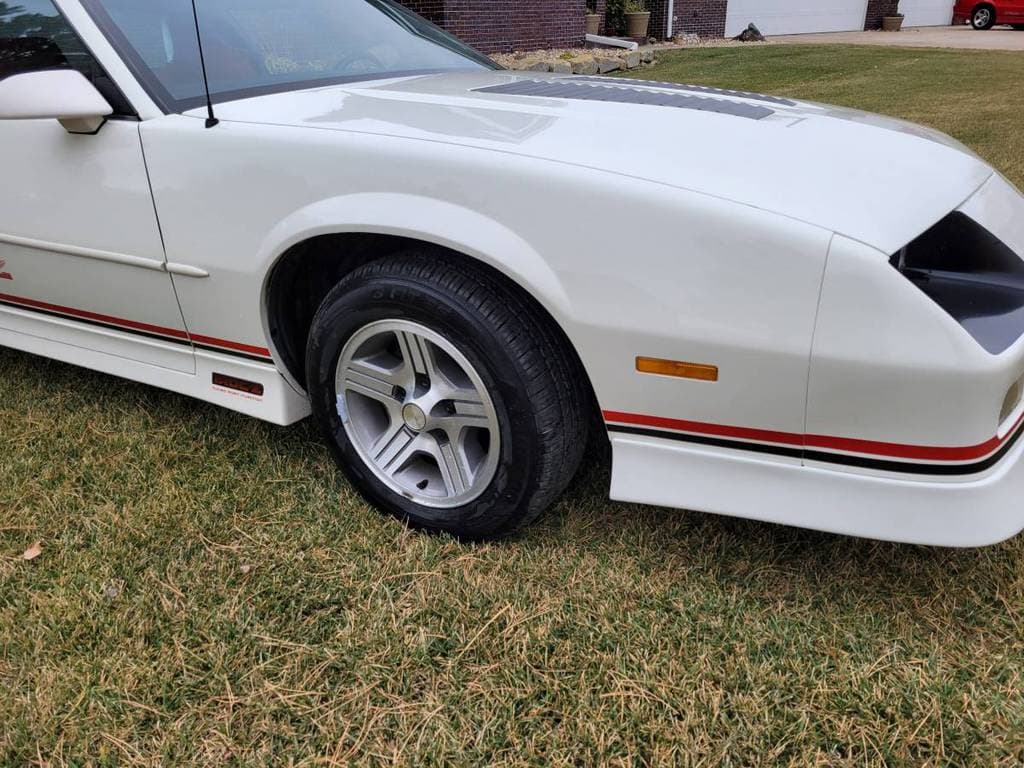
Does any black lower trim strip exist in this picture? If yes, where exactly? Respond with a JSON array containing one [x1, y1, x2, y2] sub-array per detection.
[[608, 424, 803, 460], [803, 423, 1024, 475], [607, 421, 1024, 477]]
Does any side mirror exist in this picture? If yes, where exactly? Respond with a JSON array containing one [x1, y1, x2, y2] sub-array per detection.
[[0, 70, 113, 135]]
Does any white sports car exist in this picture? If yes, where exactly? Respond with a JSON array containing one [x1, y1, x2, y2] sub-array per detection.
[[2, 0, 1024, 545]]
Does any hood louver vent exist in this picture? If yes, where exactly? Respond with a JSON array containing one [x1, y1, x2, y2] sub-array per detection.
[[559, 76, 796, 106], [473, 80, 774, 120]]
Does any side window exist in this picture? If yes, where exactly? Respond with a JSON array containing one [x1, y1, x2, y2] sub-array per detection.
[[0, 0, 133, 115]]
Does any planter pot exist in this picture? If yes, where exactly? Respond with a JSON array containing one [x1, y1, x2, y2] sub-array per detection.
[[585, 13, 601, 35], [625, 11, 650, 38], [882, 14, 904, 31]]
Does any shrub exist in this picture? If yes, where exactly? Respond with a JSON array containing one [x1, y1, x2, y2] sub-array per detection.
[[605, 0, 626, 34]]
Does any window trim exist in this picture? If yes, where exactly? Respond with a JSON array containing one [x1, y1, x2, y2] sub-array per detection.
[[77, 0, 496, 115]]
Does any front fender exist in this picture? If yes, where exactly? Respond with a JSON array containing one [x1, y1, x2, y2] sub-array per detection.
[[256, 192, 573, 327]]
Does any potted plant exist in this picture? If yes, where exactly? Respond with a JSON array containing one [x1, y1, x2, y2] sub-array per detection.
[[585, 1, 601, 35], [882, 0, 904, 30], [624, 0, 650, 38]]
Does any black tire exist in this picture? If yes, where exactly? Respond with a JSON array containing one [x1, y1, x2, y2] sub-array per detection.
[[1012, 24, 1024, 30], [306, 249, 589, 540], [971, 4, 996, 29]]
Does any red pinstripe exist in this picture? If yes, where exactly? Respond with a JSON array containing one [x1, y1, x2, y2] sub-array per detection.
[[0, 292, 271, 359], [603, 409, 1024, 463]]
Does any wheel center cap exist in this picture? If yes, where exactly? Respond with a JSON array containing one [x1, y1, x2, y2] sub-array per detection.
[[402, 403, 427, 432]]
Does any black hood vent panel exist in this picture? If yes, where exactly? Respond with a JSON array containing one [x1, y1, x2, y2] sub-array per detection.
[[561, 76, 796, 106], [473, 79, 774, 120]]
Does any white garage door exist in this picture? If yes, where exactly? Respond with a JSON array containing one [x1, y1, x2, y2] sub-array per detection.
[[725, 0, 869, 36], [900, 0, 954, 26]]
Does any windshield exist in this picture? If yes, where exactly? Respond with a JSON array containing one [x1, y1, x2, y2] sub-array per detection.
[[80, 0, 496, 112]]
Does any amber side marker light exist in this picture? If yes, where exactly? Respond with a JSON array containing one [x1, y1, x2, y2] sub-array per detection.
[[636, 356, 719, 382]]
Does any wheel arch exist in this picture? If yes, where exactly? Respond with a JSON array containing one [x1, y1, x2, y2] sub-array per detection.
[[259, 195, 593, 407]]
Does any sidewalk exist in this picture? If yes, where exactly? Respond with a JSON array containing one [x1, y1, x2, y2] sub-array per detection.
[[774, 25, 1024, 51]]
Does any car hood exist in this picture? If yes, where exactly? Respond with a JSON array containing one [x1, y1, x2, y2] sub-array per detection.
[[203, 70, 994, 254]]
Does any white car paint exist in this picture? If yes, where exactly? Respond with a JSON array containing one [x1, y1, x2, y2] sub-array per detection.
[[2, 0, 1024, 546]]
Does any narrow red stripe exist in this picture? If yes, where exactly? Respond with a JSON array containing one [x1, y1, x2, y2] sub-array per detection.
[[0, 292, 189, 340], [803, 423, 1018, 462], [603, 409, 1024, 463], [0, 292, 271, 359], [603, 410, 804, 447], [190, 333, 271, 358]]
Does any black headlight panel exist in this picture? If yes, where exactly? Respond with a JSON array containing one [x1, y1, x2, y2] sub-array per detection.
[[891, 212, 1024, 354]]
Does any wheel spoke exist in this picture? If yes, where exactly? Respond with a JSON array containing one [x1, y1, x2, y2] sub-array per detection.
[[341, 359, 403, 404], [376, 426, 420, 472], [431, 436, 470, 497], [396, 330, 433, 378], [450, 387, 487, 418], [435, 414, 490, 442], [432, 387, 490, 441]]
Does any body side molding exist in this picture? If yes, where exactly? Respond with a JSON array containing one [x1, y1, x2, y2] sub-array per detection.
[[0, 232, 208, 277]]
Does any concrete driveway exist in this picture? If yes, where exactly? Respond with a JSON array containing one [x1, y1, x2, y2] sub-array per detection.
[[775, 24, 1024, 51]]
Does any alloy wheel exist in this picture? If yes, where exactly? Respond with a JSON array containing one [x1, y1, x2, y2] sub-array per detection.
[[335, 319, 500, 508]]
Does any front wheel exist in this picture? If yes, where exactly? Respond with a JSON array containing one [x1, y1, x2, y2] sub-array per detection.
[[1012, 24, 1024, 30], [971, 5, 996, 28], [305, 250, 589, 540]]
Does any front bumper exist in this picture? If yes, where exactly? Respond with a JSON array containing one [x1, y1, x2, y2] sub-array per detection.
[[609, 172, 1024, 547], [610, 426, 1024, 547]]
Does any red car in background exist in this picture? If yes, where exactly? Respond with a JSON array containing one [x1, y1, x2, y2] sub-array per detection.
[[954, 0, 1024, 29]]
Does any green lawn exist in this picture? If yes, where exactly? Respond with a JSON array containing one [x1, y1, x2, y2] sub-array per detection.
[[2, 45, 1024, 766]]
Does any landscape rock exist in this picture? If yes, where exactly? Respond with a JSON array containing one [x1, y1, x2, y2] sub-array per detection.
[[492, 48, 657, 75], [571, 56, 599, 75]]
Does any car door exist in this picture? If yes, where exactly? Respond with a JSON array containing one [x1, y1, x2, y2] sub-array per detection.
[[0, 0, 193, 373], [1004, 0, 1024, 21]]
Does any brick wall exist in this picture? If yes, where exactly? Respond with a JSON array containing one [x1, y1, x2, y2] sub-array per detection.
[[398, 0, 726, 52], [401, 0, 445, 24], [399, 1, 588, 53], [864, 0, 901, 28], [677, 0, 728, 36]]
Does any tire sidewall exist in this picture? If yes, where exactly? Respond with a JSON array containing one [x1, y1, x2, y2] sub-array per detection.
[[307, 274, 543, 537]]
